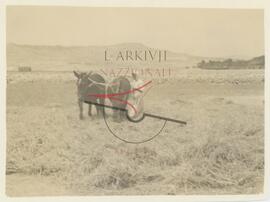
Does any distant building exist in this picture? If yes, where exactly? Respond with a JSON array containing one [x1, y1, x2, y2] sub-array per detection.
[[197, 56, 264, 70], [18, 66, 32, 72]]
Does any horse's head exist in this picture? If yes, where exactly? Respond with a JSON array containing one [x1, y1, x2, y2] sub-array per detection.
[[73, 71, 92, 86], [73, 71, 93, 98]]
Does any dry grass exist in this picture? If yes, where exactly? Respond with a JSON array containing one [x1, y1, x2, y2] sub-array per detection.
[[6, 70, 264, 196]]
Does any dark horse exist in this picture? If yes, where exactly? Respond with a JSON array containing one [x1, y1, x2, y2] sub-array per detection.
[[74, 71, 132, 121], [107, 76, 131, 122], [73, 71, 106, 120]]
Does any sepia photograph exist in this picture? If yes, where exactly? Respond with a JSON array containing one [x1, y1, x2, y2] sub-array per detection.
[[1, 2, 269, 200]]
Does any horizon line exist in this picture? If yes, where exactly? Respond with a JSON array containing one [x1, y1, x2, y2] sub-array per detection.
[[6, 42, 264, 59]]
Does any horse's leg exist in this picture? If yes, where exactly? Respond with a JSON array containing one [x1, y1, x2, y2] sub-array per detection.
[[110, 100, 120, 122], [78, 99, 84, 120], [120, 95, 128, 120], [120, 110, 124, 121], [120, 103, 128, 121], [95, 98, 101, 117], [115, 111, 121, 122], [99, 98, 106, 118], [88, 103, 92, 117]]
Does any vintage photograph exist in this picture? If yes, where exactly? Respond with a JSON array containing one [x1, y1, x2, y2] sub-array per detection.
[[5, 6, 265, 196]]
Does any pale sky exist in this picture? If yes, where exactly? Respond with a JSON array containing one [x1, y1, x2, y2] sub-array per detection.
[[6, 6, 264, 58]]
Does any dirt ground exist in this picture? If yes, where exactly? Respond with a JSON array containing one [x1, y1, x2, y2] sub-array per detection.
[[6, 69, 264, 196]]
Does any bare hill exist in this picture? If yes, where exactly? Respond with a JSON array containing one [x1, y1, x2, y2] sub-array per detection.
[[7, 43, 216, 71]]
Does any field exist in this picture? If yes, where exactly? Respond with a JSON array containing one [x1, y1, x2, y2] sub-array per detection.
[[6, 69, 264, 196]]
